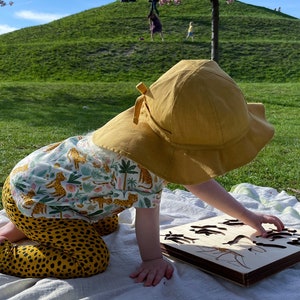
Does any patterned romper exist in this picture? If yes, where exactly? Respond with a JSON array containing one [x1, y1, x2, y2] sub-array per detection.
[[0, 134, 165, 278]]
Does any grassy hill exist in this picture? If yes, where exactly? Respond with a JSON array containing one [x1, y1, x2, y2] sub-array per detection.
[[0, 1, 299, 205], [0, 0, 299, 83]]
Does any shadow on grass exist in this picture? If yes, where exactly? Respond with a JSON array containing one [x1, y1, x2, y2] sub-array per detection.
[[0, 83, 136, 133]]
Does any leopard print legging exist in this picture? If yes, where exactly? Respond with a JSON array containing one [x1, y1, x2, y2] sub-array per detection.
[[0, 177, 118, 278]]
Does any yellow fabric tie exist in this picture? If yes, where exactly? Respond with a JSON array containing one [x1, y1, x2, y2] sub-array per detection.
[[133, 82, 148, 124]]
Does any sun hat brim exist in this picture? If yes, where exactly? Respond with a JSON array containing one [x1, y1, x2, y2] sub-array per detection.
[[92, 102, 274, 185]]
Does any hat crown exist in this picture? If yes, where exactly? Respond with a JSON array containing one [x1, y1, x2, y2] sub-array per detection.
[[93, 59, 274, 184], [145, 60, 249, 149]]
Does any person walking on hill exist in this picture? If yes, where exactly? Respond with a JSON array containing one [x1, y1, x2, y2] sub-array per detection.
[[186, 21, 194, 41], [148, 12, 164, 41]]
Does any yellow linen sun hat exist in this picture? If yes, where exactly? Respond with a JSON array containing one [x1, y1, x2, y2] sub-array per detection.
[[92, 59, 274, 185]]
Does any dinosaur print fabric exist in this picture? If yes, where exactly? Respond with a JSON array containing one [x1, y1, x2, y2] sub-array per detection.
[[9, 134, 164, 222]]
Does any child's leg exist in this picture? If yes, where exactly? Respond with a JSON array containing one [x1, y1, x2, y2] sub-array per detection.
[[93, 215, 119, 236], [0, 221, 27, 243], [1, 177, 110, 278]]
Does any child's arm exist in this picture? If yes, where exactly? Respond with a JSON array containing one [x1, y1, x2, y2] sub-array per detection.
[[130, 206, 174, 286], [185, 179, 284, 236]]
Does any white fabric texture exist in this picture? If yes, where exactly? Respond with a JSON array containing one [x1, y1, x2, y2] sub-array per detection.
[[1, 183, 300, 300]]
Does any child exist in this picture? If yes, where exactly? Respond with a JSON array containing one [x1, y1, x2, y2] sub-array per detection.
[[148, 13, 164, 41], [186, 21, 194, 41], [0, 60, 284, 286]]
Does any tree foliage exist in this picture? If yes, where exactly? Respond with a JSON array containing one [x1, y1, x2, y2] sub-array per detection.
[[0, 1, 14, 6]]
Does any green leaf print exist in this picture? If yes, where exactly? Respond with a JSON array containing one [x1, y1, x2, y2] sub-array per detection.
[[88, 210, 104, 217], [81, 166, 91, 176], [67, 173, 82, 184], [127, 178, 137, 190], [39, 195, 56, 203], [82, 182, 95, 193], [35, 169, 48, 178], [91, 169, 105, 180], [14, 181, 27, 192], [144, 198, 152, 208], [119, 159, 138, 190], [49, 206, 71, 219], [36, 186, 47, 195]]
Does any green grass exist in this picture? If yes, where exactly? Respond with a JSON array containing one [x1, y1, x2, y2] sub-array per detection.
[[0, 0, 299, 82], [0, 81, 299, 209], [0, 82, 137, 178]]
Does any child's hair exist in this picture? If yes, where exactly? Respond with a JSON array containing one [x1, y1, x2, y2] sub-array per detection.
[[148, 13, 156, 19]]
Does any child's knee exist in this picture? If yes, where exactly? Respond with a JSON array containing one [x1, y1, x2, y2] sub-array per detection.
[[82, 240, 110, 276], [93, 215, 119, 236]]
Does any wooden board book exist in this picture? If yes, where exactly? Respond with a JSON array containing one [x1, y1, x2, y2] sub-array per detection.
[[160, 215, 300, 286]]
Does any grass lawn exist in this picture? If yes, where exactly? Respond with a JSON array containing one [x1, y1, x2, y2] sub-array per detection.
[[0, 81, 299, 209]]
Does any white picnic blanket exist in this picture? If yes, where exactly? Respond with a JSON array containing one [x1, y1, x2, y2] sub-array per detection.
[[1, 183, 300, 300]]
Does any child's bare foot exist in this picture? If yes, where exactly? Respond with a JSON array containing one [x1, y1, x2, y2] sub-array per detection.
[[0, 221, 27, 243], [0, 236, 8, 243]]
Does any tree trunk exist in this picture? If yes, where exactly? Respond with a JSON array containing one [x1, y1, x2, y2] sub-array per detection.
[[211, 0, 219, 63]]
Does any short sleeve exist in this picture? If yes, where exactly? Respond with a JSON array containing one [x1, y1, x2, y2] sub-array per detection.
[[112, 158, 166, 209]]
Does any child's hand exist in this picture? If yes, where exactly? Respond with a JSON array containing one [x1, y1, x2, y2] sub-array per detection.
[[130, 257, 174, 286], [243, 212, 285, 237]]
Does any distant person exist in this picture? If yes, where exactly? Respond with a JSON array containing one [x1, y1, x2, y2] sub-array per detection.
[[186, 21, 194, 41], [148, 13, 164, 41]]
